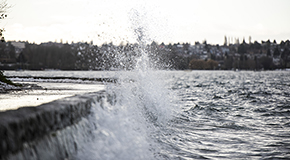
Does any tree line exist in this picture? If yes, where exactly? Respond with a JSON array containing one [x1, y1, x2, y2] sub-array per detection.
[[1, 41, 189, 70], [1, 39, 290, 71]]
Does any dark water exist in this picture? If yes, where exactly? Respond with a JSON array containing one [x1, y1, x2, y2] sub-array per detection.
[[158, 71, 290, 159], [69, 70, 290, 160], [6, 70, 290, 159]]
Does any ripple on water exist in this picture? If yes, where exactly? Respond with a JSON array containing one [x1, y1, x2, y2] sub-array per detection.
[[163, 71, 290, 159]]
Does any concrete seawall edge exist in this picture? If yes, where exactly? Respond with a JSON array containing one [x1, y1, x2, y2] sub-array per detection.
[[0, 90, 106, 160]]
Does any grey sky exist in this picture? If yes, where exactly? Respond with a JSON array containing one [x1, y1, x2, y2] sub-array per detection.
[[3, 0, 290, 45]]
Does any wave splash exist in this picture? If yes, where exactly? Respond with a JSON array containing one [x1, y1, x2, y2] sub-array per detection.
[[74, 9, 178, 160]]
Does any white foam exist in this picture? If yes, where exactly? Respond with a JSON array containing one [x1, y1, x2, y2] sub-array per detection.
[[75, 8, 179, 159]]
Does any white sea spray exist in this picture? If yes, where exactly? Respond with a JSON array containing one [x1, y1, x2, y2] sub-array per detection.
[[75, 7, 178, 159]]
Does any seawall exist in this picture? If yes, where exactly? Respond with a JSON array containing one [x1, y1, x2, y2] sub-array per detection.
[[0, 90, 106, 160]]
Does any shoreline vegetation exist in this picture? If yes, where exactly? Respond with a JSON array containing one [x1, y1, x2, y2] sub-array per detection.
[[0, 70, 30, 93], [0, 70, 14, 85]]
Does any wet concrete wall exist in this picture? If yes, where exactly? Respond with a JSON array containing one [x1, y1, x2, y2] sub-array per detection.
[[0, 90, 105, 160]]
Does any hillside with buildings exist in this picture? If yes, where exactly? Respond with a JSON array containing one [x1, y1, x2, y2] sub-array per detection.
[[0, 38, 290, 71]]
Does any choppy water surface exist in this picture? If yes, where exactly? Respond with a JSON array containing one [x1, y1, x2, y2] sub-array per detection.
[[161, 71, 290, 159], [5, 70, 290, 159], [70, 70, 289, 160]]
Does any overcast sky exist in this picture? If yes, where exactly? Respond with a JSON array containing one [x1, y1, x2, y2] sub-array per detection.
[[2, 0, 290, 45]]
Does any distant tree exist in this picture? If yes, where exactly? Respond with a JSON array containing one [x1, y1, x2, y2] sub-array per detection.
[[267, 49, 271, 57], [260, 56, 273, 70], [223, 52, 233, 69], [224, 35, 227, 46], [189, 59, 218, 70], [167, 43, 172, 50], [210, 53, 216, 60], [244, 54, 248, 61], [206, 59, 218, 70], [252, 41, 261, 50], [17, 52, 26, 63], [183, 42, 190, 53], [266, 39, 271, 48], [246, 59, 256, 70], [281, 48, 289, 68], [238, 43, 247, 54], [216, 44, 220, 49], [189, 59, 207, 70], [285, 40, 290, 46], [254, 56, 258, 69], [151, 41, 158, 47], [280, 40, 285, 47], [242, 38, 246, 44], [273, 47, 280, 57], [203, 40, 209, 51], [8, 42, 16, 60]]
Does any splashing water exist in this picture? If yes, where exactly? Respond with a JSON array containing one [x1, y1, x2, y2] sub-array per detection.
[[74, 8, 178, 160], [116, 8, 177, 124]]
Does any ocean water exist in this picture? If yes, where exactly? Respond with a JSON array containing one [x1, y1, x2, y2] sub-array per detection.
[[69, 70, 290, 160]]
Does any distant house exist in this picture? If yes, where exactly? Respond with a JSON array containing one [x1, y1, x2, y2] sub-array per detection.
[[220, 47, 230, 54]]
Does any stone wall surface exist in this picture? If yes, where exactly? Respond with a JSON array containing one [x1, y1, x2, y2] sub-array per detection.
[[0, 90, 106, 160]]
